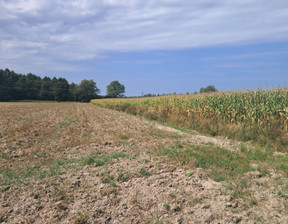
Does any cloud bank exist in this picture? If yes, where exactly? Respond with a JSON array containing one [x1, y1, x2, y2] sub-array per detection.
[[1, 0, 288, 73]]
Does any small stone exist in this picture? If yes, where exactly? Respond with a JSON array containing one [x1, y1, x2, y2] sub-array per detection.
[[105, 216, 112, 224], [232, 202, 239, 208], [251, 171, 262, 178], [71, 180, 81, 188], [173, 206, 181, 212], [227, 195, 233, 202], [205, 213, 215, 223], [55, 201, 68, 211], [202, 204, 211, 209], [232, 215, 242, 223], [177, 216, 184, 224], [104, 142, 112, 146], [226, 203, 233, 207]]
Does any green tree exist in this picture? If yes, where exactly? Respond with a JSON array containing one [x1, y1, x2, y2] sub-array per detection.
[[69, 82, 78, 101], [76, 79, 100, 102], [106, 80, 125, 98], [53, 78, 70, 101], [15, 75, 29, 100], [199, 85, 218, 93], [0, 69, 13, 101], [15, 73, 42, 100], [40, 77, 54, 100]]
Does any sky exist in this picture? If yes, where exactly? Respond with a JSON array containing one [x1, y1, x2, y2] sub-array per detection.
[[1, 0, 288, 96]]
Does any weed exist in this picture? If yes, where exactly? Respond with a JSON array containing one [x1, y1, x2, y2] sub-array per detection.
[[75, 211, 88, 224], [16, 117, 31, 121], [48, 164, 66, 176], [139, 168, 151, 177], [240, 179, 248, 189], [101, 168, 115, 185], [117, 170, 130, 182], [97, 152, 128, 166], [110, 181, 117, 187], [0, 149, 9, 159], [184, 172, 193, 178], [278, 190, 288, 199], [81, 156, 95, 165], [60, 120, 78, 127], [52, 187, 67, 200], [0, 166, 38, 187], [120, 135, 129, 140], [240, 143, 248, 153], [231, 189, 244, 199], [212, 171, 226, 182], [169, 193, 177, 199], [143, 159, 150, 163], [163, 203, 170, 211], [249, 198, 258, 206]]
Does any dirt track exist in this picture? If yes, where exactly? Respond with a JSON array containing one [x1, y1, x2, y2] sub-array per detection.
[[0, 103, 287, 223]]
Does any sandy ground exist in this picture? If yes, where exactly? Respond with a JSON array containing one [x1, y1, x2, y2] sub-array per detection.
[[0, 103, 287, 223]]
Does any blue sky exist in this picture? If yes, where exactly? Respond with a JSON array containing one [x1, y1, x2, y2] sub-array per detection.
[[1, 0, 288, 96]]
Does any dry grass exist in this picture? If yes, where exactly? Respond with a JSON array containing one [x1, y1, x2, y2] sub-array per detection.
[[92, 89, 288, 151]]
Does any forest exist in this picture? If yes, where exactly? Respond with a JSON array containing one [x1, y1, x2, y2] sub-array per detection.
[[0, 68, 100, 102]]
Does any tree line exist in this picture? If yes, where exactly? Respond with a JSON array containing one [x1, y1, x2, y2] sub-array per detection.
[[0, 68, 125, 102]]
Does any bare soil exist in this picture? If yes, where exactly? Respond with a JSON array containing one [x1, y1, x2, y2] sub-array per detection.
[[0, 103, 287, 223]]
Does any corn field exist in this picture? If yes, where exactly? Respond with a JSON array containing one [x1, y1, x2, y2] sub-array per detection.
[[92, 89, 288, 150]]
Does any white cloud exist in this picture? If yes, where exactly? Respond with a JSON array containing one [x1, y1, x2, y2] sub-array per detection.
[[0, 0, 288, 72]]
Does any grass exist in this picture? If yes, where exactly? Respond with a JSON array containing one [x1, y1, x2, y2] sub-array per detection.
[[120, 134, 129, 140], [0, 149, 9, 160], [60, 120, 78, 127], [163, 203, 170, 211], [117, 168, 131, 182], [75, 211, 89, 224], [151, 140, 288, 184], [16, 117, 32, 121], [184, 172, 193, 177], [0, 152, 128, 190]]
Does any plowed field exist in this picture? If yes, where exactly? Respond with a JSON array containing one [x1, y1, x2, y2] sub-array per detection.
[[0, 103, 287, 223]]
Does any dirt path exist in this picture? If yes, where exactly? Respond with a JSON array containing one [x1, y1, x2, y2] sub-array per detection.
[[0, 103, 287, 223]]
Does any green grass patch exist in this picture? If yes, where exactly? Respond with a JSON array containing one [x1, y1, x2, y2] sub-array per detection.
[[153, 141, 288, 182], [81, 156, 95, 165], [1, 149, 9, 160], [16, 117, 32, 121], [184, 172, 193, 178], [278, 190, 288, 199], [120, 135, 129, 140], [60, 120, 78, 127], [0, 152, 128, 190], [95, 152, 128, 167], [139, 168, 151, 177], [0, 166, 39, 187]]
